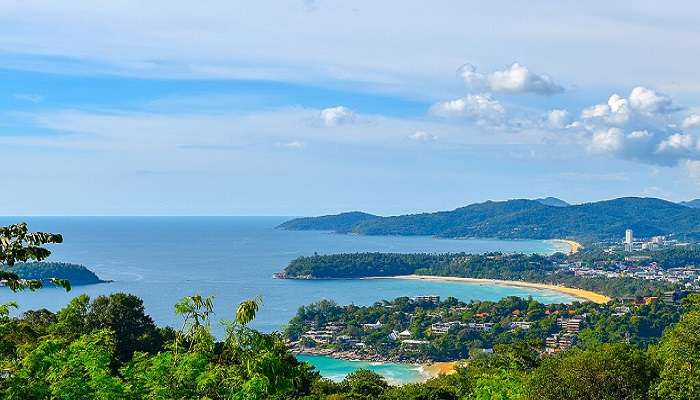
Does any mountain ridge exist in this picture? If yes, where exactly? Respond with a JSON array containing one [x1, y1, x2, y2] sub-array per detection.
[[278, 197, 700, 242]]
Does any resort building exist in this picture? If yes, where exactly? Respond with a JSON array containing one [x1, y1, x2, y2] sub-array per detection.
[[556, 317, 584, 333], [412, 295, 440, 305]]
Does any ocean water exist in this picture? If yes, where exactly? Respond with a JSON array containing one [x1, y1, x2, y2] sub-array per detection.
[[0, 216, 574, 383], [296, 355, 425, 385]]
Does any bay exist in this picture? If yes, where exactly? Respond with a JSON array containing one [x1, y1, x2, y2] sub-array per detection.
[[0, 216, 574, 383]]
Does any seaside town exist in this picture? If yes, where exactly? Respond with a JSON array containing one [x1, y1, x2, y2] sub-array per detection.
[[564, 229, 700, 290], [284, 228, 698, 366]]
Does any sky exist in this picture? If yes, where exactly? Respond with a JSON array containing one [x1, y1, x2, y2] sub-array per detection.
[[2, 1, 700, 216]]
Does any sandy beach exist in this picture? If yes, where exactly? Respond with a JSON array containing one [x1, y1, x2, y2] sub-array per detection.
[[550, 239, 583, 254], [421, 361, 459, 378], [378, 275, 611, 304]]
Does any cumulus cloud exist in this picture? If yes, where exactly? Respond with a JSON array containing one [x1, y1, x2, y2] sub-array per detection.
[[682, 114, 700, 129], [457, 63, 564, 95], [581, 86, 676, 128], [569, 86, 700, 166], [546, 109, 572, 129], [429, 94, 504, 120], [319, 106, 356, 126], [409, 131, 438, 141]]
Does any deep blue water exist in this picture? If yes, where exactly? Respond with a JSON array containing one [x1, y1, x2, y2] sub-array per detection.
[[0, 217, 573, 332], [0, 217, 573, 383]]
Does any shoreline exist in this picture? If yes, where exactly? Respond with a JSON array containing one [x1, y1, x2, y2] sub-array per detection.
[[370, 275, 611, 304], [293, 350, 457, 382], [549, 239, 583, 254]]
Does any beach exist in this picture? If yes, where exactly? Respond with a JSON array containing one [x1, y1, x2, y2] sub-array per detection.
[[379, 275, 611, 304], [421, 361, 459, 378], [551, 239, 583, 254]]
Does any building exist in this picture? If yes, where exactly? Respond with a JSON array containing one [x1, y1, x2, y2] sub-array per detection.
[[398, 329, 413, 339], [557, 317, 584, 333], [362, 320, 382, 329], [625, 229, 634, 252], [467, 322, 494, 332], [509, 321, 532, 330], [431, 321, 465, 335], [412, 295, 440, 305], [545, 333, 577, 354]]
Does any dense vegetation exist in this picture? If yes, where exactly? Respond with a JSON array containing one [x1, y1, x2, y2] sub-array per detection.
[[6, 262, 107, 286], [286, 296, 681, 361], [2, 222, 699, 399], [283, 252, 676, 298], [0, 293, 697, 399], [279, 197, 700, 241]]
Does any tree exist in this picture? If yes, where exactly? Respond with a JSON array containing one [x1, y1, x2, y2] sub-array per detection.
[[525, 343, 657, 400], [341, 369, 389, 399], [652, 303, 700, 399], [86, 293, 162, 364], [0, 223, 68, 291]]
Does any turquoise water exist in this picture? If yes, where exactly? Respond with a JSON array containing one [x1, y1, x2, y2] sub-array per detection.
[[296, 355, 424, 385], [0, 217, 574, 383]]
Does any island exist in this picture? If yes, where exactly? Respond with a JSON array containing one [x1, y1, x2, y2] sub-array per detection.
[[3, 262, 109, 286]]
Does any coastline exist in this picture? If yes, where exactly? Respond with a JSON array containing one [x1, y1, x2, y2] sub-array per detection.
[[371, 275, 611, 304], [549, 239, 583, 254], [294, 349, 458, 382]]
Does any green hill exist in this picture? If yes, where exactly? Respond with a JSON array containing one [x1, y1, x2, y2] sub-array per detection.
[[4, 262, 108, 286], [279, 197, 700, 241]]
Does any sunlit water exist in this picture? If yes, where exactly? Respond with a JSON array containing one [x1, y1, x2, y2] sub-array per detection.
[[0, 216, 573, 383]]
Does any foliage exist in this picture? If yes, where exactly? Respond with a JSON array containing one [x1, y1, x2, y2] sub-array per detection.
[[285, 296, 680, 362], [0, 223, 68, 291], [652, 295, 700, 399], [284, 252, 677, 298], [7, 262, 105, 286], [524, 343, 657, 400]]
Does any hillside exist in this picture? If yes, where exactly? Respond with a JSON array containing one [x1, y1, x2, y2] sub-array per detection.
[[5, 262, 108, 286], [279, 197, 700, 241], [535, 197, 570, 207], [681, 199, 700, 208]]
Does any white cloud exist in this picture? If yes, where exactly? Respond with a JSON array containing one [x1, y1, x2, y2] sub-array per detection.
[[409, 131, 438, 141], [319, 106, 356, 126], [567, 86, 700, 167], [458, 63, 564, 95], [682, 114, 700, 129], [429, 94, 504, 120], [278, 140, 305, 149], [628, 86, 675, 115], [589, 128, 623, 153], [546, 109, 571, 129]]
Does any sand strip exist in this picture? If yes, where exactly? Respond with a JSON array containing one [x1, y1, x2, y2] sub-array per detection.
[[371, 275, 611, 304]]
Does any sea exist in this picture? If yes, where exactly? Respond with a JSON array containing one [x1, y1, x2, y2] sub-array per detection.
[[0, 216, 574, 384]]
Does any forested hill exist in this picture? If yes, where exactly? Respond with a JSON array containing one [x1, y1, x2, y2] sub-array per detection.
[[5, 262, 107, 286], [279, 197, 700, 241]]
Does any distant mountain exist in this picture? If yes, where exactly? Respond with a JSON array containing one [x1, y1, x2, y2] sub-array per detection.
[[535, 197, 570, 207], [279, 197, 700, 241], [278, 211, 380, 233], [680, 199, 700, 208]]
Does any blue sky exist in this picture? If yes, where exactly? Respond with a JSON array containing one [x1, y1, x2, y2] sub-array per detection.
[[2, 1, 700, 215]]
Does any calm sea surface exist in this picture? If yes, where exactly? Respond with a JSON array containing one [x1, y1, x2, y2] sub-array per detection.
[[0, 216, 573, 383]]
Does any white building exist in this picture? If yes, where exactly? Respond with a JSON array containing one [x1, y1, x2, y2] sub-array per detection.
[[625, 229, 634, 252]]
